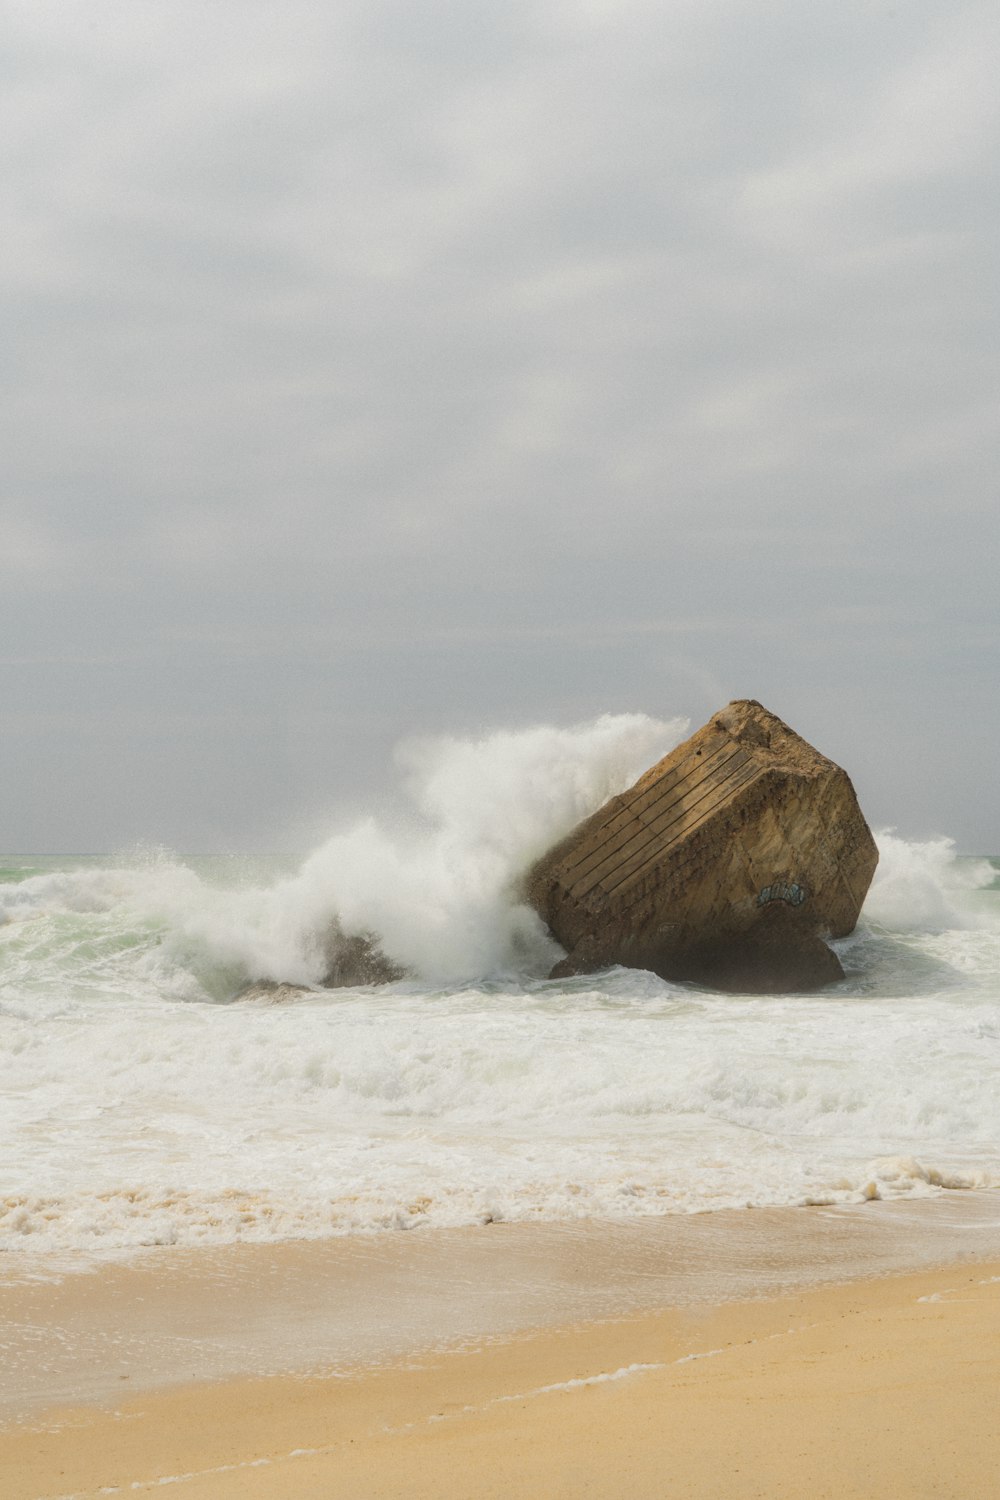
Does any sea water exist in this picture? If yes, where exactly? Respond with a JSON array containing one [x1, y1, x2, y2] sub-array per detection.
[[2, 715, 998, 1259]]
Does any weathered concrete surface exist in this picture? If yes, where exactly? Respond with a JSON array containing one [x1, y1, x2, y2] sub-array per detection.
[[526, 700, 878, 994]]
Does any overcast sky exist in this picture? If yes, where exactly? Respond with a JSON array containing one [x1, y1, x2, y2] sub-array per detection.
[[2, 0, 998, 854]]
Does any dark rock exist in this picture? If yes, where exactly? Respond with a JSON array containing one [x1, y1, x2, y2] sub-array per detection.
[[320, 928, 407, 988], [673, 901, 846, 993], [237, 930, 406, 1003], [236, 980, 312, 1004]]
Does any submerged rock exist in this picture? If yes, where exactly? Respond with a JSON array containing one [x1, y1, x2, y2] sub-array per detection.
[[236, 980, 313, 1004], [320, 928, 408, 988], [527, 700, 878, 994], [235, 930, 407, 1003]]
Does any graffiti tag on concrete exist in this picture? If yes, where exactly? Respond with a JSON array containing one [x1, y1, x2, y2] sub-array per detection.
[[758, 881, 807, 907]]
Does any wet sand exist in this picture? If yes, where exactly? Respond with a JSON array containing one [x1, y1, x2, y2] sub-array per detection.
[[3, 1193, 1000, 1498]]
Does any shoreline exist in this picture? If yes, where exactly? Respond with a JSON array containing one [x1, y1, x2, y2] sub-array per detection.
[[4, 1190, 1000, 1418], [3, 1192, 1000, 1497], [2, 1190, 1000, 1421]]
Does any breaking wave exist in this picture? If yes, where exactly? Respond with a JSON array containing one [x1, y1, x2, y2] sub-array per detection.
[[863, 831, 994, 931], [0, 713, 686, 995]]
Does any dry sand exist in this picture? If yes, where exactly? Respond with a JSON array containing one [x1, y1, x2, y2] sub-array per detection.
[[3, 1195, 1000, 1498]]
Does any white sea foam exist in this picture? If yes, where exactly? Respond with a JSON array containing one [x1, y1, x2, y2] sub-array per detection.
[[482, 1362, 665, 1408], [863, 831, 994, 932], [1, 716, 998, 1256]]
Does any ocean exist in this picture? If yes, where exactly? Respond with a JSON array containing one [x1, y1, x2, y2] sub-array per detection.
[[2, 715, 998, 1261]]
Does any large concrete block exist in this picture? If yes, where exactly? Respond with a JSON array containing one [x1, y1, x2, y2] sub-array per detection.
[[525, 700, 878, 993]]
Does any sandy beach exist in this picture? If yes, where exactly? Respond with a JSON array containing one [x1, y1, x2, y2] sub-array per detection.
[[3, 1193, 1000, 1498]]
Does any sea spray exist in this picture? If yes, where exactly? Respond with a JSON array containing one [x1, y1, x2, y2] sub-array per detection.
[[289, 713, 687, 981], [864, 832, 994, 931], [1, 713, 686, 994]]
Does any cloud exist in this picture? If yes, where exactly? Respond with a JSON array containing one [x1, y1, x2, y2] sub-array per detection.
[[0, 0, 997, 849], [0, 512, 74, 581]]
